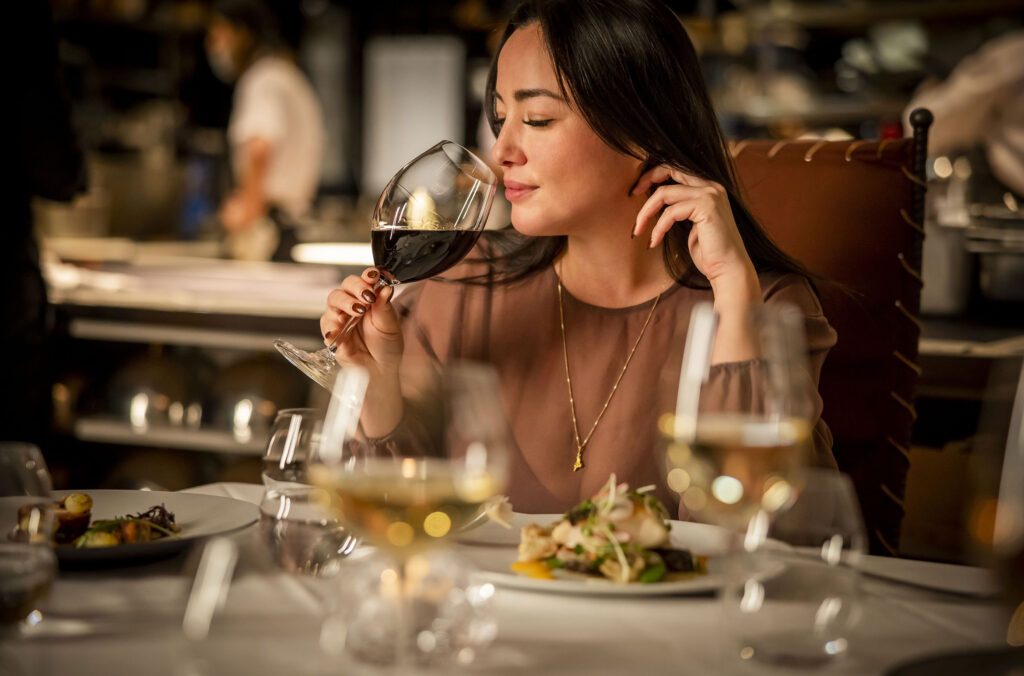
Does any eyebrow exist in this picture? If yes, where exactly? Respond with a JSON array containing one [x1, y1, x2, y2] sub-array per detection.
[[494, 88, 566, 103]]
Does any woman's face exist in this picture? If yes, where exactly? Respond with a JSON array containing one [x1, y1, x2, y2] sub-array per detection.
[[491, 25, 644, 238]]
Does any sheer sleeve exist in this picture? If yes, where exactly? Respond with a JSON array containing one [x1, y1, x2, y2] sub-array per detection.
[[358, 280, 463, 455], [699, 274, 838, 470]]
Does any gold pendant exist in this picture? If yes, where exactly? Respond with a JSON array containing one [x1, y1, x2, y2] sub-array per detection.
[[572, 448, 583, 472]]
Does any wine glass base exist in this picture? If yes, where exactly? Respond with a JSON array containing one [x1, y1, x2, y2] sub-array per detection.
[[273, 340, 338, 391]]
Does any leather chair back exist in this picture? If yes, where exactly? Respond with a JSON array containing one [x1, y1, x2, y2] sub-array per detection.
[[730, 112, 932, 554]]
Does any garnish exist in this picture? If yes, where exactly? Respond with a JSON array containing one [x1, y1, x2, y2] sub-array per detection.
[[513, 474, 707, 584]]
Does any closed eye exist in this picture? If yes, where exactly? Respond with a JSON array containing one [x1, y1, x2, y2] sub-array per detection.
[[524, 119, 552, 127]]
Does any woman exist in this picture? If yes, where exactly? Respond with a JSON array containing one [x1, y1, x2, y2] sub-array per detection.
[[319, 0, 837, 515]]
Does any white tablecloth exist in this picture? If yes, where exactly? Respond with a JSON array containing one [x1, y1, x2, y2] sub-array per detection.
[[1, 482, 1013, 676]]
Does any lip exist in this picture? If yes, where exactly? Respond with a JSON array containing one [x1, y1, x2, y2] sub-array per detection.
[[503, 179, 537, 202]]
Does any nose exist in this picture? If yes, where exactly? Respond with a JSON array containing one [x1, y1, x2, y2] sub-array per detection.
[[490, 121, 524, 168]]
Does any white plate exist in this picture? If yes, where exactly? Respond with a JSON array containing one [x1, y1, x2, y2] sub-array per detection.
[[462, 514, 747, 596], [1, 489, 259, 565], [456, 512, 562, 546]]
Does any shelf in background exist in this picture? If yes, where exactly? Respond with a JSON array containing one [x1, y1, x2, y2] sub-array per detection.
[[74, 418, 265, 456], [68, 317, 321, 352]]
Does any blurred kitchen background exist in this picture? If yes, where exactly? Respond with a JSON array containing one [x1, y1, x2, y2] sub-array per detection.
[[25, 0, 1024, 560]]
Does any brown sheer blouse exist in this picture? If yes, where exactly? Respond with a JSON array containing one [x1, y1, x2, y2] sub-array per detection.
[[392, 264, 837, 517]]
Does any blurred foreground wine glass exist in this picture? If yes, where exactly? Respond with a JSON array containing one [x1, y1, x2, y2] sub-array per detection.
[[965, 357, 1024, 647], [309, 361, 509, 665], [0, 443, 58, 635], [721, 469, 867, 668], [662, 302, 814, 532]]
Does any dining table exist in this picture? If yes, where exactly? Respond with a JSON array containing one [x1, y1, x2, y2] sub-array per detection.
[[1, 482, 1016, 676]]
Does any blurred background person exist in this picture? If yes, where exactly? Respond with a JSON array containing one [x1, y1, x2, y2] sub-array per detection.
[[904, 29, 1024, 201], [5, 0, 86, 447], [206, 0, 325, 261]]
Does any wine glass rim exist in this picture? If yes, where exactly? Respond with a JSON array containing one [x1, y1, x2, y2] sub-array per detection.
[[435, 140, 497, 185], [274, 407, 324, 418]]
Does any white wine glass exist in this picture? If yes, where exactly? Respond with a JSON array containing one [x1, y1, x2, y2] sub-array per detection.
[[309, 361, 510, 665], [662, 302, 814, 532], [274, 141, 497, 390]]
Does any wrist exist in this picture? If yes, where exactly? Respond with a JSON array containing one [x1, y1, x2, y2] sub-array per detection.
[[710, 263, 761, 316], [362, 369, 404, 437]]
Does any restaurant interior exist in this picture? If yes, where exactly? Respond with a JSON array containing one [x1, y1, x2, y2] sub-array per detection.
[[5, 0, 1024, 673]]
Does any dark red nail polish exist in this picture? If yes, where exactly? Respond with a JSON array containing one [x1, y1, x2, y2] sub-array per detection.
[[352, 302, 367, 314], [367, 269, 379, 280], [361, 289, 377, 303]]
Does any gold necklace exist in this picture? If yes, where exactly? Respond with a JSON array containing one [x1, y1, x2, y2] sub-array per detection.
[[557, 278, 661, 472]]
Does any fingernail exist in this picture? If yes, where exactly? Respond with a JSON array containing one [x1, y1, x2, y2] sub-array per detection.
[[361, 289, 377, 303], [367, 269, 379, 280], [352, 302, 367, 314]]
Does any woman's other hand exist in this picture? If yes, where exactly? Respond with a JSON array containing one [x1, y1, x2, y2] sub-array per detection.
[[631, 165, 756, 290], [632, 165, 762, 362]]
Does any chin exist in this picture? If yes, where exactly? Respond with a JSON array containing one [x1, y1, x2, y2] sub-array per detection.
[[509, 208, 569, 239]]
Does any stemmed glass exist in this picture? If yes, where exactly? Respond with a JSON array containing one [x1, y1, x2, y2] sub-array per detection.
[[662, 302, 815, 532], [0, 443, 58, 634], [309, 361, 510, 665], [274, 141, 498, 390]]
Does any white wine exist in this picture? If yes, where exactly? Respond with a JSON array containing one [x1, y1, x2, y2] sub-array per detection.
[[665, 414, 811, 529], [309, 459, 497, 557]]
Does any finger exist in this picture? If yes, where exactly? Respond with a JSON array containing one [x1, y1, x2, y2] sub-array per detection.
[[320, 314, 340, 344], [632, 164, 711, 196], [634, 184, 701, 236], [327, 278, 374, 312], [362, 267, 382, 284], [334, 326, 369, 360], [631, 165, 672, 196], [649, 203, 696, 249], [364, 286, 401, 335]]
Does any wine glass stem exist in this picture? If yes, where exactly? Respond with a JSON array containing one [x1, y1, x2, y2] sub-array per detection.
[[325, 277, 391, 355]]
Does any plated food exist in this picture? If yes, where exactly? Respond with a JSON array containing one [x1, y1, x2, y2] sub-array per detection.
[[513, 475, 706, 584], [14, 492, 181, 548]]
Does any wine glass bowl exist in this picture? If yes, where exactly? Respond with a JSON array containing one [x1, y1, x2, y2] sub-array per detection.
[[662, 303, 814, 531], [311, 361, 510, 558], [274, 141, 497, 390]]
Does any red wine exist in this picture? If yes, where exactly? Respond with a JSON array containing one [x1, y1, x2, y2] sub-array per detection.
[[371, 227, 481, 284]]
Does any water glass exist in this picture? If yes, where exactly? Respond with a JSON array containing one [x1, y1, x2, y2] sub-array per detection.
[[721, 469, 867, 668], [0, 443, 58, 633], [262, 408, 324, 488], [258, 410, 357, 577]]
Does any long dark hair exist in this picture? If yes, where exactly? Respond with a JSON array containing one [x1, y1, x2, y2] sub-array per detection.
[[469, 0, 810, 289]]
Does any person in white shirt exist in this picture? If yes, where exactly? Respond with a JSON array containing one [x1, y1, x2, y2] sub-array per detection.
[[904, 30, 1024, 199], [206, 0, 325, 260]]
